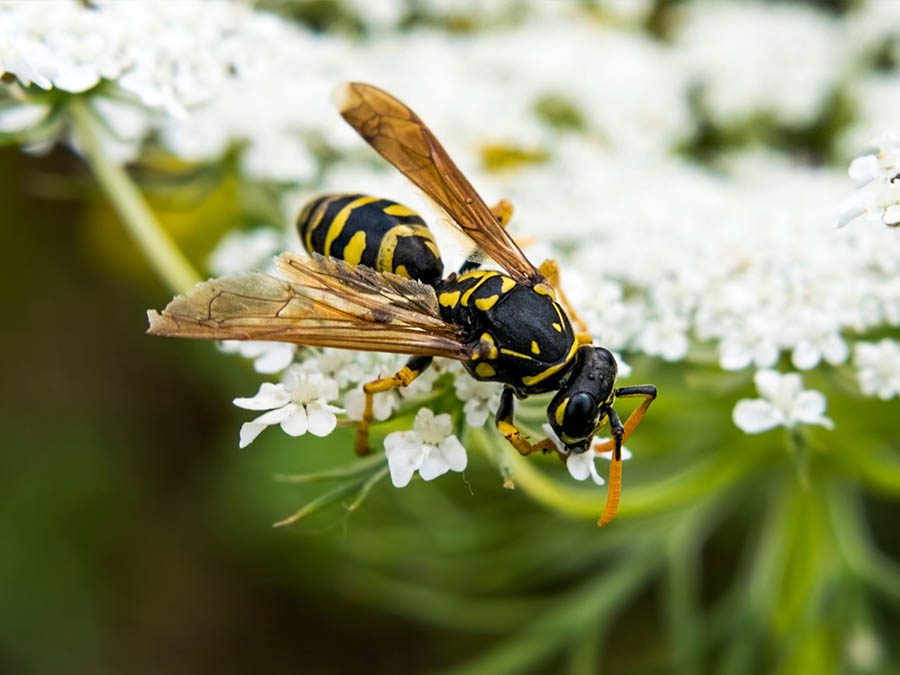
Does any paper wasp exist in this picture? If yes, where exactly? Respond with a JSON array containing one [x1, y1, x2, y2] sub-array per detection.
[[148, 82, 656, 526]]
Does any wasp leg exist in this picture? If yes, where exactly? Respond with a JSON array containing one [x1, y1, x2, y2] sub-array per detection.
[[597, 406, 625, 528], [593, 385, 657, 454], [355, 355, 433, 456], [495, 386, 558, 456], [537, 258, 590, 336], [593, 385, 657, 528], [458, 199, 516, 274]]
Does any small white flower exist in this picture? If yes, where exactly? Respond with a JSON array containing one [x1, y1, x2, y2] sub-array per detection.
[[384, 408, 467, 488], [854, 339, 900, 400], [732, 370, 834, 434], [233, 368, 343, 448], [343, 385, 398, 423], [454, 377, 502, 427], [542, 425, 632, 486], [220, 340, 296, 374]]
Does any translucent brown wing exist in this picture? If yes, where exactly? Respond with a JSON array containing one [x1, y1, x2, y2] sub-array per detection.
[[147, 253, 471, 359], [335, 81, 542, 286]]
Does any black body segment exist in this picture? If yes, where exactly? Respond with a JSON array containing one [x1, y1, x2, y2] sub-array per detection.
[[297, 193, 444, 286], [435, 270, 578, 394]]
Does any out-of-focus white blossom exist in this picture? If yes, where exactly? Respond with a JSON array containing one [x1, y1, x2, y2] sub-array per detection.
[[220, 341, 296, 375], [675, 1, 845, 126], [233, 369, 343, 448], [207, 228, 284, 276], [854, 339, 900, 400], [733, 370, 834, 434], [384, 408, 467, 488], [839, 130, 900, 228]]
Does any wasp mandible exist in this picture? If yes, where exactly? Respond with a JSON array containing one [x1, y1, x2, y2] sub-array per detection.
[[148, 82, 657, 527]]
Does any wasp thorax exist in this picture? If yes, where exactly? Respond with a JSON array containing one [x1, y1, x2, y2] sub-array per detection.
[[547, 346, 618, 452]]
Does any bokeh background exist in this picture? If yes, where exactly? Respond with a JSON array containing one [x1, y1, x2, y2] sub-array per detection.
[[1, 1, 899, 674]]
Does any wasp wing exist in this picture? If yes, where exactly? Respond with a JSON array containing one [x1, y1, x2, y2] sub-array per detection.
[[147, 253, 470, 359], [335, 81, 542, 286]]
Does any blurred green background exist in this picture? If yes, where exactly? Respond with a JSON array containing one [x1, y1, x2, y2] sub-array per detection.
[[3, 0, 900, 673]]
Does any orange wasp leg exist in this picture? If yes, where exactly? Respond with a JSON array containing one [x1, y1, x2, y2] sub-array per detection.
[[594, 385, 657, 527], [355, 355, 433, 455]]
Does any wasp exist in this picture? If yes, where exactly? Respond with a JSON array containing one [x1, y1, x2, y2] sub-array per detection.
[[148, 82, 656, 526]]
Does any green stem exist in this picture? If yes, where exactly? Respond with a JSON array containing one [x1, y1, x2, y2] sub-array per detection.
[[68, 99, 201, 293]]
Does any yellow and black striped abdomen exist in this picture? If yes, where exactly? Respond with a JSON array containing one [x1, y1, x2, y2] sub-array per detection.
[[297, 193, 444, 286]]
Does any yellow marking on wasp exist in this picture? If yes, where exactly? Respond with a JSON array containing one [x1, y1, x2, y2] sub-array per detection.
[[500, 347, 534, 361], [534, 283, 556, 299], [383, 203, 418, 216], [462, 272, 498, 306], [475, 362, 496, 378], [561, 432, 579, 444], [531, 340, 540, 355], [521, 339, 578, 387], [500, 277, 516, 293], [458, 269, 494, 282], [376, 224, 416, 272], [423, 239, 440, 259], [480, 332, 498, 359], [439, 291, 461, 307], [552, 322, 562, 333], [555, 397, 569, 426], [474, 294, 499, 311], [343, 230, 367, 266], [394, 264, 410, 279], [552, 302, 567, 332], [324, 195, 378, 256], [303, 195, 340, 252]]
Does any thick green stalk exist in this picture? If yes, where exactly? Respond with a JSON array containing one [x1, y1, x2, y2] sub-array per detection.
[[68, 99, 201, 293]]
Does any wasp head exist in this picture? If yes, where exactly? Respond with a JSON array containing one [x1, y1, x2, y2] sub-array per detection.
[[547, 346, 618, 453]]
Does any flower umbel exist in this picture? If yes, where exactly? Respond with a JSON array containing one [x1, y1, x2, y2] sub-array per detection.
[[732, 370, 834, 434], [234, 368, 343, 448], [384, 408, 467, 488]]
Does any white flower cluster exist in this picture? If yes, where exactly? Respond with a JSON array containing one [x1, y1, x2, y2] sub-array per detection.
[[4, 0, 900, 476], [839, 130, 900, 229]]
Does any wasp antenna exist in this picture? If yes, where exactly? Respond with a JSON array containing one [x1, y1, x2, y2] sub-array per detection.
[[597, 456, 622, 527]]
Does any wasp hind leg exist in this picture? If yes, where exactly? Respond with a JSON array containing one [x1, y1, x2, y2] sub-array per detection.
[[495, 386, 557, 457], [355, 355, 433, 456], [537, 258, 590, 339], [593, 385, 657, 528]]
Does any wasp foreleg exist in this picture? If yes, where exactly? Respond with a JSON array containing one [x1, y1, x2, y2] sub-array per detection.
[[593, 385, 656, 528], [495, 386, 558, 457], [355, 355, 434, 455]]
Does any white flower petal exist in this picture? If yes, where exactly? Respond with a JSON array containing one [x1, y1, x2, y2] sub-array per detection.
[[305, 404, 337, 437], [566, 452, 592, 481], [791, 390, 833, 429], [280, 406, 309, 436], [384, 432, 425, 488], [253, 345, 295, 374], [233, 382, 291, 410], [418, 445, 450, 482], [239, 422, 267, 449], [733, 399, 782, 434], [438, 436, 468, 472]]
